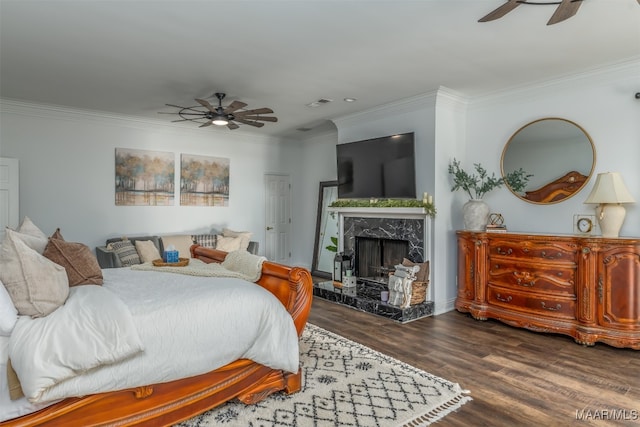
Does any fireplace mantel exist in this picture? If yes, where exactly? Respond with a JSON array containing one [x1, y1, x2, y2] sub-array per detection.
[[328, 206, 431, 219]]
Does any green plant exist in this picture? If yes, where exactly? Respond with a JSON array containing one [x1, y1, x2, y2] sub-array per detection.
[[329, 198, 436, 218], [325, 236, 338, 253], [448, 158, 531, 199]]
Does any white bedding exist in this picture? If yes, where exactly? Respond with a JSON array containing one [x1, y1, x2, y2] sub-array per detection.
[[1, 267, 299, 421]]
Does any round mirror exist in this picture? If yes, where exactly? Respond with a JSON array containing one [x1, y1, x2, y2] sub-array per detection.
[[501, 118, 596, 204]]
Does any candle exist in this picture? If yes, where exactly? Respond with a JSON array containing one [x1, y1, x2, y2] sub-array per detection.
[[422, 192, 429, 204], [428, 195, 433, 205]]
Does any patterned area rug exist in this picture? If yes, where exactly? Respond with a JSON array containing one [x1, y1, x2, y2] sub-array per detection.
[[176, 324, 471, 427]]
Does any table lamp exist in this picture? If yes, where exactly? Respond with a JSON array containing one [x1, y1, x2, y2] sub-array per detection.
[[584, 172, 635, 238]]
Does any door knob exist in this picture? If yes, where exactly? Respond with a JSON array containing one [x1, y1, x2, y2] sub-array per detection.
[[266, 226, 273, 230]]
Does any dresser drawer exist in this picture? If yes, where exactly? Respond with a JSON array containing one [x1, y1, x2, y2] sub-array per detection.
[[489, 260, 575, 296], [488, 239, 577, 263], [487, 286, 576, 319]]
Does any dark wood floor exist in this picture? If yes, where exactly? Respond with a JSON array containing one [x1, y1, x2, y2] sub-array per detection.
[[307, 298, 640, 427]]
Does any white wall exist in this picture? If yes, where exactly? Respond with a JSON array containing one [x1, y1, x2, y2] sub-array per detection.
[[0, 101, 294, 252], [465, 59, 639, 237]]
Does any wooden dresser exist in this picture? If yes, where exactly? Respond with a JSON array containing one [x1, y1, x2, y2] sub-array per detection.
[[456, 231, 640, 349]]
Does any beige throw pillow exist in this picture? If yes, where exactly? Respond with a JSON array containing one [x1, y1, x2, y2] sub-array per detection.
[[215, 235, 244, 252], [161, 235, 195, 258], [0, 229, 69, 317], [222, 228, 252, 251], [135, 240, 162, 263]]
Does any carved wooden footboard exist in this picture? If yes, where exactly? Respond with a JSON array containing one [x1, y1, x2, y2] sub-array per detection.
[[2, 245, 313, 427]]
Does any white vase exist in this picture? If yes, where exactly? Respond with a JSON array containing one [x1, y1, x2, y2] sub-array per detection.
[[463, 199, 490, 231]]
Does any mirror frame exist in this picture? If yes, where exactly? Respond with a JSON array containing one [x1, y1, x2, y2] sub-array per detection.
[[501, 117, 596, 205], [311, 180, 338, 279]]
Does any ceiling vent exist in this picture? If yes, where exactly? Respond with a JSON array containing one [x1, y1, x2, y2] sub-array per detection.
[[306, 98, 333, 108]]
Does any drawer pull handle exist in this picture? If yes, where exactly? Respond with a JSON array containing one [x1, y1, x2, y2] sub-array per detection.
[[513, 271, 535, 287], [497, 248, 513, 255], [496, 293, 513, 303], [541, 302, 562, 311], [540, 251, 563, 260]]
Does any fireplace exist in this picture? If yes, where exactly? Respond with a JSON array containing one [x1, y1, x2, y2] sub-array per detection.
[[312, 206, 434, 323], [355, 237, 409, 279]]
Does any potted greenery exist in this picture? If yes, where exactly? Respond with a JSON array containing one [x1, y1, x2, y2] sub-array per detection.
[[448, 158, 531, 230]]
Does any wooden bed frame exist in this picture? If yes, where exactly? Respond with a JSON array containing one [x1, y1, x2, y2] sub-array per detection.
[[2, 245, 314, 427]]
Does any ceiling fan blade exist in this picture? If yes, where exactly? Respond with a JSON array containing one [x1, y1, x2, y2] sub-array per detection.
[[223, 100, 248, 114], [199, 121, 213, 128], [195, 98, 217, 112], [227, 122, 240, 130], [171, 119, 189, 122], [547, 0, 582, 25], [478, 0, 521, 22], [234, 107, 274, 116], [239, 115, 278, 122], [235, 118, 265, 128]]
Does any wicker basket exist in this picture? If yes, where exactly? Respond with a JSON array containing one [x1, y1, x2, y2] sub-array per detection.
[[410, 281, 429, 305]]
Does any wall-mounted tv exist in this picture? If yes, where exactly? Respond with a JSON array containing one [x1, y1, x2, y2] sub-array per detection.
[[336, 132, 416, 199]]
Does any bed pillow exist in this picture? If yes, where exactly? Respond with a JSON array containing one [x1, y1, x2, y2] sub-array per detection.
[[17, 216, 47, 240], [215, 235, 244, 252], [402, 258, 430, 283], [107, 240, 141, 267], [135, 239, 162, 263], [0, 280, 18, 336], [161, 235, 195, 258], [0, 229, 69, 318], [43, 238, 103, 286], [222, 228, 252, 251], [10, 216, 49, 254]]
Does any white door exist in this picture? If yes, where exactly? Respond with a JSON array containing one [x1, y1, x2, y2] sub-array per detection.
[[264, 174, 291, 264], [0, 157, 20, 241]]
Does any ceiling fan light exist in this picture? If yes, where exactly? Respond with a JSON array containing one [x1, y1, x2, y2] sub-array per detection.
[[212, 117, 229, 126]]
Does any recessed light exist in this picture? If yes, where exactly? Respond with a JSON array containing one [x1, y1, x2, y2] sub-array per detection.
[[344, 97, 357, 102]]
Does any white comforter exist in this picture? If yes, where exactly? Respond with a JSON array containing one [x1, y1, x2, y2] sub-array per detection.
[[7, 267, 299, 407]]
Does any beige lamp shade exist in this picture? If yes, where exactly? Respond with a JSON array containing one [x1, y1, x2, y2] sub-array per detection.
[[584, 172, 635, 238], [584, 172, 635, 204]]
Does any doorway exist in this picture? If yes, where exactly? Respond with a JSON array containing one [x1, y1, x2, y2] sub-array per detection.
[[264, 174, 291, 265]]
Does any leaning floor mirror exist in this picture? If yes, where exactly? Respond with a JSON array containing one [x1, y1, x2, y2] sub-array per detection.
[[311, 180, 339, 279]]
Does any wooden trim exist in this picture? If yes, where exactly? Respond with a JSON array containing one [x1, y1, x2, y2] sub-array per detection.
[[2, 245, 313, 426]]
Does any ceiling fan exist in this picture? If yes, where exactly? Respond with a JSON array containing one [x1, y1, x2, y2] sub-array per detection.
[[479, 0, 640, 26], [160, 93, 277, 130]]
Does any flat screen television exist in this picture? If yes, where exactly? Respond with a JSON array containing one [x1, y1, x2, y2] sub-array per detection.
[[336, 132, 416, 199]]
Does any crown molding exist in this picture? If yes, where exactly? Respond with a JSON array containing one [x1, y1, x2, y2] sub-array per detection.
[[468, 56, 640, 108], [0, 98, 283, 145]]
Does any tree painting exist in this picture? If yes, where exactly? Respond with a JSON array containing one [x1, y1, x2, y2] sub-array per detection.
[[115, 148, 175, 206], [180, 154, 230, 206]]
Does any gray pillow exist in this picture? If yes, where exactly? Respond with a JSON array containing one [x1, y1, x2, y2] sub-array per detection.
[[107, 240, 141, 267]]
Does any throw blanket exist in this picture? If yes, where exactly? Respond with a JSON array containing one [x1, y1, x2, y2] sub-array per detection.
[[131, 251, 267, 282], [9, 285, 144, 402]]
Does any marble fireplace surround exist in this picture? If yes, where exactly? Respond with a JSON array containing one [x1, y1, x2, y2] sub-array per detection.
[[329, 207, 432, 295]]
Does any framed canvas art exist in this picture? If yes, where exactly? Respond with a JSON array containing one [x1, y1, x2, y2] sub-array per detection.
[[180, 154, 230, 206], [115, 148, 175, 206]]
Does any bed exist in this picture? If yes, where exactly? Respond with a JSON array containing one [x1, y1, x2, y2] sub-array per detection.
[[1, 245, 313, 427]]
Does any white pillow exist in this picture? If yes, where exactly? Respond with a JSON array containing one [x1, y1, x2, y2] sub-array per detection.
[[215, 235, 244, 252], [222, 228, 252, 251], [17, 216, 47, 240], [135, 240, 162, 263], [0, 280, 18, 336], [5, 216, 49, 254], [0, 229, 69, 317]]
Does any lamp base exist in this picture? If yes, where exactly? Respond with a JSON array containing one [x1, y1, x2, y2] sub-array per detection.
[[596, 203, 626, 238]]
